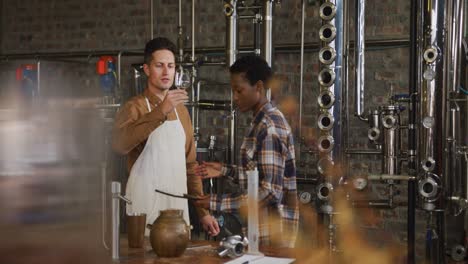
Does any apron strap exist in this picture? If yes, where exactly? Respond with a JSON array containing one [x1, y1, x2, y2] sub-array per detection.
[[174, 108, 180, 120], [144, 97, 151, 112], [145, 96, 180, 121]]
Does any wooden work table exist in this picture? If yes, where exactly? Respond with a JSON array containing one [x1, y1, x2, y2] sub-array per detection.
[[119, 237, 295, 264]]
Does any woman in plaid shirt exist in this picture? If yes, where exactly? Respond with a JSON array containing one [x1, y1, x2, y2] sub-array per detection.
[[194, 55, 299, 248]]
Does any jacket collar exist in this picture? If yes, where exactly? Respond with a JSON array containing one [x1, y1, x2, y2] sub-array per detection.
[[143, 88, 163, 106]]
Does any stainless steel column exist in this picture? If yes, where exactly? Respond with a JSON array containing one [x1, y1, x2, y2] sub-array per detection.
[[418, 0, 447, 211], [354, 0, 367, 121], [418, 1, 449, 263], [111, 181, 131, 261], [380, 106, 401, 175], [261, 0, 274, 66], [262, 0, 275, 101], [225, 0, 238, 66], [224, 0, 238, 164], [317, 0, 344, 191]]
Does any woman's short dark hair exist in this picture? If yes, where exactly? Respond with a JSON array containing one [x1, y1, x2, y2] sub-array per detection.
[[144, 37, 176, 64], [229, 55, 272, 85]]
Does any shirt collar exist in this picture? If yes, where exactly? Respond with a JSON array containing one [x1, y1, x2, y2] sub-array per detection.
[[251, 102, 273, 126]]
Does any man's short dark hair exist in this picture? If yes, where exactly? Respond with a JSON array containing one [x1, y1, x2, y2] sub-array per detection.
[[144, 37, 176, 64], [229, 55, 272, 85]]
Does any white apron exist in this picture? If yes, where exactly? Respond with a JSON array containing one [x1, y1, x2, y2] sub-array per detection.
[[126, 97, 190, 235]]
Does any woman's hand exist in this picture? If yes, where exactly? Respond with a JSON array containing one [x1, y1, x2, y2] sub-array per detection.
[[194, 161, 223, 179]]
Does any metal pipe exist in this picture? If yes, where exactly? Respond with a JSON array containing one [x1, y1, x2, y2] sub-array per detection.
[[367, 109, 381, 145], [262, 0, 274, 101], [225, 0, 238, 165], [117, 52, 122, 99], [101, 163, 109, 250], [448, 98, 468, 102], [199, 61, 226, 66], [316, 0, 345, 231], [389, 183, 394, 208], [111, 182, 120, 260], [237, 5, 262, 10], [407, 0, 419, 260], [352, 182, 396, 209], [133, 67, 141, 96], [343, 0, 350, 184], [298, 0, 305, 163], [0, 50, 142, 60], [331, 0, 344, 173], [352, 199, 395, 209], [150, 0, 154, 39], [190, 0, 197, 143], [195, 80, 201, 146], [381, 106, 401, 175], [450, 0, 465, 93], [368, 174, 417, 181], [191, 78, 197, 143], [301, 149, 318, 155], [191, 0, 195, 62], [238, 15, 256, 19], [253, 14, 261, 56], [446, 104, 464, 216], [111, 181, 131, 261], [465, 152, 468, 231], [446, 107, 456, 198], [187, 100, 231, 110], [190, 65, 197, 111], [179, 61, 227, 67], [36, 59, 41, 96], [419, 1, 449, 262], [345, 149, 382, 155], [229, 109, 237, 164], [447, 0, 458, 93], [328, 214, 335, 259], [24, 58, 93, 64], [238, 49, 256, 54], [177, 0, 184, 62], [179, 0, 182, 28], [0, 40, 409, 60], [225, 0, 238, 66], [317, 0, 345, 185], [354, 0, 367, 121], [408, 176, 417, 264], [444, 0, 454, 95], [262, 0, 274, 67], [419, 0, 447, 207]]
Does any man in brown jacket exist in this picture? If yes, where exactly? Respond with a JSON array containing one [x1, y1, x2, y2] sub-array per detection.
[[112, 37, 219, 236]]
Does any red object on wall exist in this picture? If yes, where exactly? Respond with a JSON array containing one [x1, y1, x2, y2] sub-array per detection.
[[16, 67, 22, 81], [24, 64, 36, 71], [16, 64, 37, 80], [96, 56, 115, 75]]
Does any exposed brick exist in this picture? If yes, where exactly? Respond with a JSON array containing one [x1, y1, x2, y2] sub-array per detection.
[[0, 0, 431, 259]]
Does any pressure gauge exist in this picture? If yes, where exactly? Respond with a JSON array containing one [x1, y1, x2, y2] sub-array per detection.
[[299, 191, 312, 204], [422, 116, 435, 129], [353, 177, 368, 191]]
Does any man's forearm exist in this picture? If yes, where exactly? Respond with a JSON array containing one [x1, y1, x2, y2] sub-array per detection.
[[186, 172, 210, 218]]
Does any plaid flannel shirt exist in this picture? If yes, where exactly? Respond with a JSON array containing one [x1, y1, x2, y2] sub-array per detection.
[[210, 102, 299, 247]]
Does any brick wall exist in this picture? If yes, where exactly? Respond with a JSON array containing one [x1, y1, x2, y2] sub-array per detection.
[[0, 0, 430, 261], [1, 0, 152, 52]]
